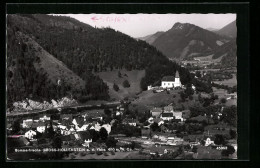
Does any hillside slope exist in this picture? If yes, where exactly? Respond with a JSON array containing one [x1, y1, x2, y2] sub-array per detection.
[[138, 31, 164, 44], [7, 14, 211, 106], [216, 20, 237, 38], [16, 31, 86, 89], [97, 70, 145, 100]]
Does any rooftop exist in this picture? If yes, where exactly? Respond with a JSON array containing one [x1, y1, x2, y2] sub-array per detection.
[[162, 76, 175, 82], [161, 113, 173, 117]]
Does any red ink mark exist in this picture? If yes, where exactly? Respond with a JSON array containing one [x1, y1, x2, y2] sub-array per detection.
[[91, 16, 99, 22], [91, 15, 128, 23]]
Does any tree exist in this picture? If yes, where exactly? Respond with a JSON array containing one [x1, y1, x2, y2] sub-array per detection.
[[184, 144, 191, 151], [229, 129, 237, 139], [99, 127, 108, 140], [220, 98, 227, 104], [89, 129, 100, 142], [195, 71, 201, 78], [192, 146, 198, 153], [150, 122, 160, 132], [52, 136, 62, 148], [200, 140, 205, 146], [184, 86, 194, 96], [221, 145, 235, 157], [180, 91, 187, 102], [105, 137, 118, 148], [47, 120, 55, 137], [104, 107, 112, 116], [12, 119, 21, 134], [118, 71, 122, 78], [123, 80, 130, 88], [214, 134, 226, 145], [113, 83, 119, 92], [189, 95, 193, 100], [222, 105, 237, 126]]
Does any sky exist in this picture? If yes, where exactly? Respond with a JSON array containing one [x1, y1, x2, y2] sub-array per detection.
[[52, 14, 236, 38]]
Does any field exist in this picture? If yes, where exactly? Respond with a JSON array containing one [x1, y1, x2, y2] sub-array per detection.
[[97, 70, 145, 100], [194, 54, 224, 63], [131, 89, 199, 112], [196, 146, 222, 159], [213, 74, 237, 87], [204, 122, 236, 136], [212, 87, 237, 106]]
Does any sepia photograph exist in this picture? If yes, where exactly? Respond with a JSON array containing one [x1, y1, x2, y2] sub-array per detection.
[[6, 13, 238, 160]]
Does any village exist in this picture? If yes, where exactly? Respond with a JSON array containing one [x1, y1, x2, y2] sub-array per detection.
[[7, 71, 237, 160]]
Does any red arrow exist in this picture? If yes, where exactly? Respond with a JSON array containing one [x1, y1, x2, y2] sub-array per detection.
[[91, 16, 99, 21]]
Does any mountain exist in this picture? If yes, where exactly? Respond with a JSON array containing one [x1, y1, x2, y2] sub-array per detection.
[[206, 28, 219, 32], [151, 22, 228, 60], [138, 31, 164, 44], [218, 40, 237, 67], [8, 14, 206, 106], [216, 20, 237, 38]]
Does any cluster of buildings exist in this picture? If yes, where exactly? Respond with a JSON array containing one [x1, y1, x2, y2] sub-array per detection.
[[8, 112, 112, 148], [149, 104, 190, 123]]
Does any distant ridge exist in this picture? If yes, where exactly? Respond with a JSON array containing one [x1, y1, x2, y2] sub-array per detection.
[[216, 20, 237, 38]]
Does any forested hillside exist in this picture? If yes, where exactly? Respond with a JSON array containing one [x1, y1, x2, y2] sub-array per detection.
[[7, 14, 211, 107]]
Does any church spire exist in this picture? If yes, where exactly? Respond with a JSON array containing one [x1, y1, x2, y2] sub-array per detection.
[[175, 71, 179, 78]]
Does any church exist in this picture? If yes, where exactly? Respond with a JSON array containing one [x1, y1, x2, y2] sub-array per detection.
[[161, 71, 182, 89]]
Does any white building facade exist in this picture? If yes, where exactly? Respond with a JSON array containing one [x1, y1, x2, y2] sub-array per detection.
[[161, 71, 182, 89]]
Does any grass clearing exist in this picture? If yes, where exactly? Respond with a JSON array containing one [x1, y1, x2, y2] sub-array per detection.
[[97, 70, 145, 100]]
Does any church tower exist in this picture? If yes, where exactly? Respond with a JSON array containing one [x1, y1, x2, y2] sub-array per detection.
[[174, 71, 181, 87]]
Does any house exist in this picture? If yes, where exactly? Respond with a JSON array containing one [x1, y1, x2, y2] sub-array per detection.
[[160, 113, 174, 121], [161, 71, 182, 89], [72, 116, 85, 130], [31, 122, 39, 131], [39, 115, 51, 121], [122, 118, 137, 127], [191, 84, 196, 90], [77, 123, 89, 132], [182, 110, 191, 120], [172, 112, 184, 121], [78, 131, 92, 147], [89, 122, 102, 132], [116, 111, 123, 116], [150, 107, 163, 118], [36, 121, 47, 133], [60, 114, 73, 121], [101, 124, 112, 134], [154, 118, 164, 126], [149, 146, 171, 156], [227, 139, 237, 152], [204, 137, 215, 146], [7, 124, 12, 131], [148, 117, 154, 124], [25, 130, 36, 140], [164, 105, 174, 113], [22, 119, 33, 128]]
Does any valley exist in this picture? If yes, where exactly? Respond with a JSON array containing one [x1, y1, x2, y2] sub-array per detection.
[[6, 14, 237, 160]]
